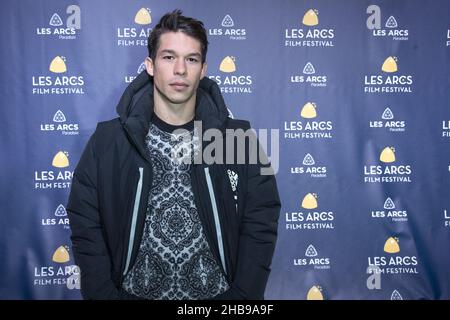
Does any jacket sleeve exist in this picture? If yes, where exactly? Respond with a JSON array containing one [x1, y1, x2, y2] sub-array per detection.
[[67, 129, 120, 299], [216, 126, 281, 300]]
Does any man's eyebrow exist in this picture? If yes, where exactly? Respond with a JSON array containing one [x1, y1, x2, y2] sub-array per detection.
[[186, 52, 202, 58], [159, 49, 176, 55], [159, 49, 201, 57]]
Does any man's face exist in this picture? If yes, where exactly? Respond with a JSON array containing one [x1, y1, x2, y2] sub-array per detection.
[[145, 31, 207, 106]]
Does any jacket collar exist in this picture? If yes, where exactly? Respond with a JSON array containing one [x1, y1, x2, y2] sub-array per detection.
[[115, 71, 229, 163]]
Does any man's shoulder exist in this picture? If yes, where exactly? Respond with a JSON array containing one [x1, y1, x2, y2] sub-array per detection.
[[90, 118, 124, 155], [225, 117, 251, 131], [93, 117, 126, 141], [95, 117, 122, 133]]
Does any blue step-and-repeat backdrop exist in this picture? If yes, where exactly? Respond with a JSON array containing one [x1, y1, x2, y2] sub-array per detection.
[[1, 0, 450, 300]]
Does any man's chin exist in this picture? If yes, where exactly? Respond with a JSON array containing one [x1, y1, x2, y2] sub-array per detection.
[[167, 93, 195, 105], [155, 86, 196, 106], [167, 98, 190, 105]]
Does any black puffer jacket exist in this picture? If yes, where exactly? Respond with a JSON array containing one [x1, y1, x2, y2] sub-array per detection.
[[67, 71, 281, 299]]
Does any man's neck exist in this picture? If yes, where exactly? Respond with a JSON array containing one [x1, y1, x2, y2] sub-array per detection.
[[153, 93, 196, 126]]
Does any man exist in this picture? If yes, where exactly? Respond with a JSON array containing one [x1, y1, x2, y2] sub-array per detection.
[[67, 10, 280, 300]]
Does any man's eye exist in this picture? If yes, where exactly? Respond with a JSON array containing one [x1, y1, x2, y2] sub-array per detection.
[[187, 58, 199, 63], [163, 56, 174, 60]]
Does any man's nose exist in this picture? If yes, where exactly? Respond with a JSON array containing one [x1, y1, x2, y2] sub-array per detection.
[[174, 59, 187, 76]]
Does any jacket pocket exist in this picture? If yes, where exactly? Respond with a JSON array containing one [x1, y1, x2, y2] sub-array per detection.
[[122, 167, 144, 276]]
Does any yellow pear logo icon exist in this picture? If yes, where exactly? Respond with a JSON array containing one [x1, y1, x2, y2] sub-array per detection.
[[384, 237, 400, 254], [307, 285, 324, 300], [52, 245, 70, 263], [219, 56, 236, 73], [49, 56, 67, 73], [380, 147, 396, 163], [381, 56, 398, 73], [302, 193, 318, 209], [52, 151, 69, 168], [302, 9, 319, 26], [301, 102, 317, 119], [134, 8, 151, 25]]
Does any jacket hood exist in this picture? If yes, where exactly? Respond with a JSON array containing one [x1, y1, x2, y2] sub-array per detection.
[[116, 70, 229, 131]]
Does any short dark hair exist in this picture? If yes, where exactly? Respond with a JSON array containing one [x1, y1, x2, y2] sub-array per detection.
[[147, 10, 208, 64]]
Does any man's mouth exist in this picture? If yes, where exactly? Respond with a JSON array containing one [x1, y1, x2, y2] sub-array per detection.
[[170, 82, 189, 90]]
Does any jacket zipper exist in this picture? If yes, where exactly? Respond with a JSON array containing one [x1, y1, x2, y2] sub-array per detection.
[[204, 167, 227, 276], [122, 167, 144, 276]]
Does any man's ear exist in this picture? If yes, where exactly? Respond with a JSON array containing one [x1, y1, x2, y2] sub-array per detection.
[[145, 57, 154, 76], [200, 62, 207, 79]]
